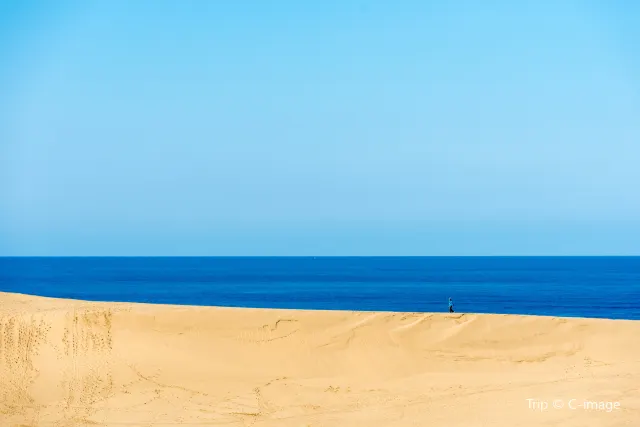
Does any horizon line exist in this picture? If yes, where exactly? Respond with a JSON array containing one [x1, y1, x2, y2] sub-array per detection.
[[2, 255, 640, 258]]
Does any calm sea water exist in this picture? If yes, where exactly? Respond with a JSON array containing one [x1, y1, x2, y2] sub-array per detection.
[[1, 257, 639, 320]]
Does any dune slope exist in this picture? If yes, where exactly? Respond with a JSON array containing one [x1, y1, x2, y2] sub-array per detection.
[[1, 291, 639, 426]]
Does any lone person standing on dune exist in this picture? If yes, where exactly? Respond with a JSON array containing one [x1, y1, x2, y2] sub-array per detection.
[[448, 297, 454, 313]]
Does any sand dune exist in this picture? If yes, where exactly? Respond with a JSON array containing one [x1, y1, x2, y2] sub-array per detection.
[[1, 292, 639, 426]]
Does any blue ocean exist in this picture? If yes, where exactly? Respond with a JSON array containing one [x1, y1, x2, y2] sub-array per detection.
[[1, 257, 639, 320]]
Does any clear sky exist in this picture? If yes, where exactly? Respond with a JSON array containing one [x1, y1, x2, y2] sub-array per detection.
[[1, 0, 639, 256]]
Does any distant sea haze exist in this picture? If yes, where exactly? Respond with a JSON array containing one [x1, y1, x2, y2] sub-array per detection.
[[1, 257, 639, 320]]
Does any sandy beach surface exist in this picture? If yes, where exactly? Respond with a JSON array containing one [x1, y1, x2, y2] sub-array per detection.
[[1, 291, 638, 426]]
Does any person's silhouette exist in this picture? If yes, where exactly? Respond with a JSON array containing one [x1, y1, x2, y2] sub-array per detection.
[[448, 297, 454, 313]]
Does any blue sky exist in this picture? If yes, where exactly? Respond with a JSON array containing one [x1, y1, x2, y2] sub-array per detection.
[[1, 0, 639, 256]]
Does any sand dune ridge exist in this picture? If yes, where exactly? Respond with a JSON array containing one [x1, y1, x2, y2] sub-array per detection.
[[1, 292, 638, 426]]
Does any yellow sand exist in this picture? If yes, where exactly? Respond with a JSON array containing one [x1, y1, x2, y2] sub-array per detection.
[[1, 292, 639, 427]]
